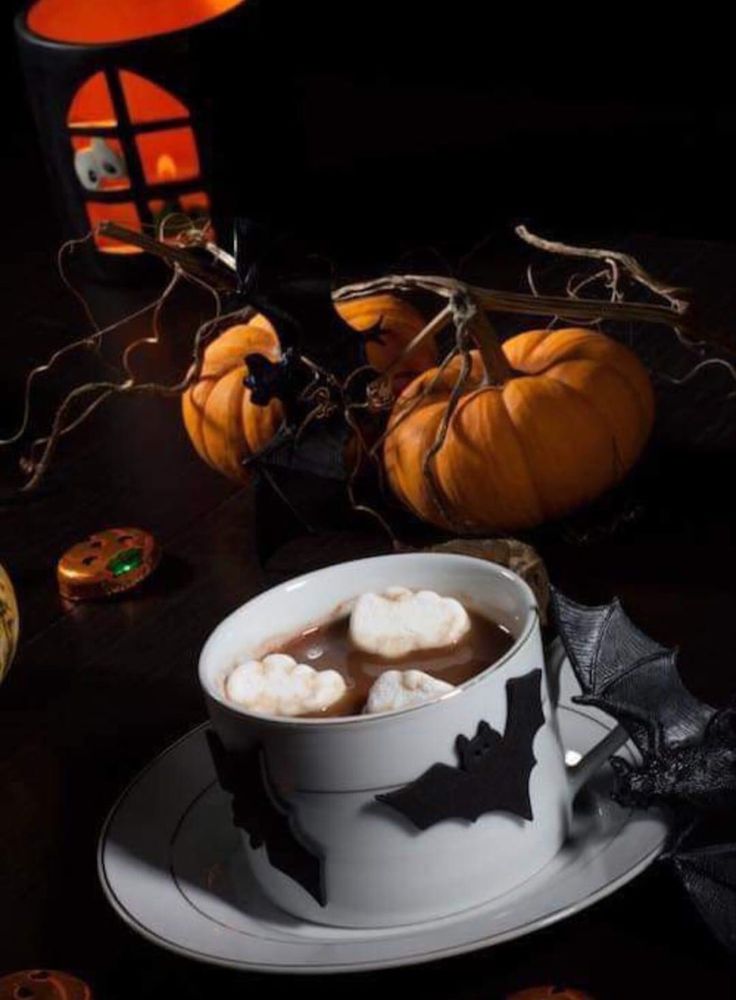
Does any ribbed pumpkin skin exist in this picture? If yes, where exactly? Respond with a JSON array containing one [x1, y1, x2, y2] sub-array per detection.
[[383, 327, 655, 532], [181, 323, 284, 482], [182, 295, 431, 482], [335, 294, 434, 377]]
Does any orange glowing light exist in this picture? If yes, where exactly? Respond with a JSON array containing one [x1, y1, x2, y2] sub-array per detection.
[[156, 154, 178, 182], [120, 71, 190, 125], [137, 128, 200, 186], [67, 72, 116, 129], [27, 0, 246, 45], [66, 65, 209, 254]]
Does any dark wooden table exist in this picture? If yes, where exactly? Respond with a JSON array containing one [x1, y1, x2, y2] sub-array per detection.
[[1, 224, 736, 1000]]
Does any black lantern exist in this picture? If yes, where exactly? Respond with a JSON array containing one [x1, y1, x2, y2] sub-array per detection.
[[15, 0, 261, 270]]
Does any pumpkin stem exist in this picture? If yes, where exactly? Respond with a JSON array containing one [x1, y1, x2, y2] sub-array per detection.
[[464, 297, 514, 386]]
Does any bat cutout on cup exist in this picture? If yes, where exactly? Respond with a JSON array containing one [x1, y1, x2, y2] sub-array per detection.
[[206, 730, 325, 906], [376, 669, 545, 830]]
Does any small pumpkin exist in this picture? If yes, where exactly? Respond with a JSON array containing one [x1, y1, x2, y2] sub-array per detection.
[[0, 563, 19, 685], [251, 293, 433, 380], [384, 326, 654, 533], [182, 322, 284, 481], [334, 293, 435, 380], [182, 294, 431, 483]]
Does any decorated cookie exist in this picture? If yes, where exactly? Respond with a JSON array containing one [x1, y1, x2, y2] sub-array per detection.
[[0, 968, 92, 1000], [0, 563, 19, 684], [57, 528, 160, 602]]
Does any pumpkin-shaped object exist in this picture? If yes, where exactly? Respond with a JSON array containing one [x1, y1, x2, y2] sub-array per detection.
[[182, 295, 431, 483], [56, 528, 160, 601], [0, 563, 19, 684], [507, 988, 594, 1000], [0, 968, 92, 1000], [334, 293, 434, 379], [182, 323, 284, 481], [384, 327, 654, 533]]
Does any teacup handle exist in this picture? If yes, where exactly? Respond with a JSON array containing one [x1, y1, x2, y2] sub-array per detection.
[[545, 636, 628, 797]]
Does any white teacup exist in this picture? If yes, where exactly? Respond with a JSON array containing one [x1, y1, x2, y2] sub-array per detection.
[[199, 553, 619, 928]]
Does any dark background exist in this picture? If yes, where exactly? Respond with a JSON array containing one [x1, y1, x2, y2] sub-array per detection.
[[6, 1, 736, 263], [2, 4, 736, 999]]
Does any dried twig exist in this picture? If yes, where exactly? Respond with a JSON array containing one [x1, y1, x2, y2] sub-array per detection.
[[6, 219, 733, 507], [515, 225, 690, 313]]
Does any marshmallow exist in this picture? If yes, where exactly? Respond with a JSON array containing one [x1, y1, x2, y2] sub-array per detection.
[[349, 587, 471, 658], [364, 669, 455, 714], [225, 653, 346, 716]]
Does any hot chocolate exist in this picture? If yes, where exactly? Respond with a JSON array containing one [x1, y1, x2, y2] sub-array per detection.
[[224, 588, 515, 719], [279, 606, 513, 717]]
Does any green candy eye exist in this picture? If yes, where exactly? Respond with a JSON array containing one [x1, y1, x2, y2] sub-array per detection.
[[107, 547, 144, 577]]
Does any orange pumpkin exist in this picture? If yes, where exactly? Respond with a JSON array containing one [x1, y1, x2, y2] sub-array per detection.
[[183, 295, 430, 482], [251, 293, 433, 379], [182, 322, 284, 482], [384, 327, 654, 533], [335, 293, 435, 379]]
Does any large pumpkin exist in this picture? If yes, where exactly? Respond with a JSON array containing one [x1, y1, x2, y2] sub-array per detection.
[[182, 294, 431, 482], [384, 326, 654, 533]]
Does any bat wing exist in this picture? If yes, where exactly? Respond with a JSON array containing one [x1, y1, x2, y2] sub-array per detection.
[[377, 670, 545, 829], [673, 842, 736, 952], [497, 669, 545, 813], [552, 590, 715, 756], [206, 730, 325, 905], [376, 763, 480, 830]]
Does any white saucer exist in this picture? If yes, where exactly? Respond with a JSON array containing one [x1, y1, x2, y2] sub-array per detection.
[[98, 661, 669, 974]]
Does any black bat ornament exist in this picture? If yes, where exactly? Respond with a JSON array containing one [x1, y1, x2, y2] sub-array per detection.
[[551, 589, 736, 954], [551, 590, 736, 814], [670, 838, 736, 953], [376, 669, 545, 829]]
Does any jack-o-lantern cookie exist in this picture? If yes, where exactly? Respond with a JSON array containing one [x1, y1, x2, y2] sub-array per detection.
[[0, 968, 92, 1000], [57, 528, 160, 602]]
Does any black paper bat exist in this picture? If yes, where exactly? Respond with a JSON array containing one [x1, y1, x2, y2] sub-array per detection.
[[376, 669, 544, 830], [206, 730, 325, 906], [551, 590, 736, 814], [232, 218, 368, 382]]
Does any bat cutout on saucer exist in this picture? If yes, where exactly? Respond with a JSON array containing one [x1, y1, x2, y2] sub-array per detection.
[[376, 669, 544, 830], [551, 589, 736, 953], [206, 730, 325, 906]]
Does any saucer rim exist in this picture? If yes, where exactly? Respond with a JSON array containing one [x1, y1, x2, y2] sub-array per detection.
[[98, 699, 669, 974]]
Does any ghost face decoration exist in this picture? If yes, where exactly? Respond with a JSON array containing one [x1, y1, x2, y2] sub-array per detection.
[[74, 138, 127, 191]]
